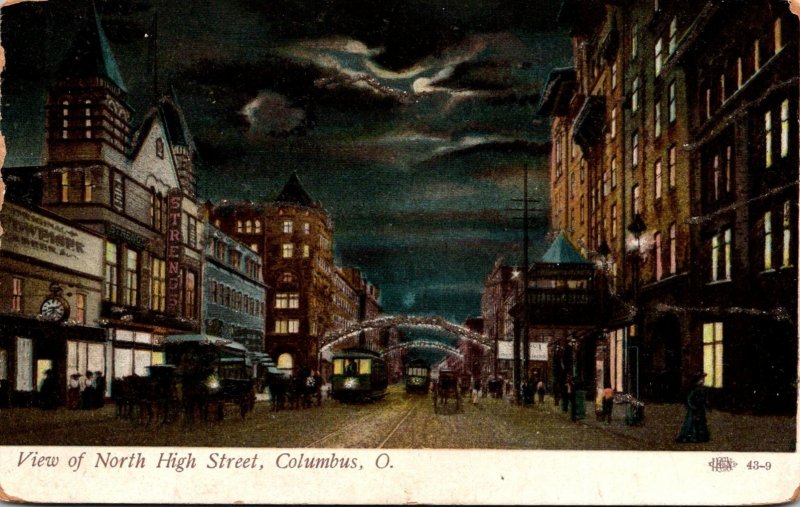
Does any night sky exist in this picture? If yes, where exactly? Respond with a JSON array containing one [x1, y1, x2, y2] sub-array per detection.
[[2, 0, 573, 322]]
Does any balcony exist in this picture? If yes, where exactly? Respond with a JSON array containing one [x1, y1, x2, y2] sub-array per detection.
[[573, 95, 606, 149]]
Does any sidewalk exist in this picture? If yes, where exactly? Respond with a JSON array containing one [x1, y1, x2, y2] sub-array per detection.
[[539, 396, 795, 452]]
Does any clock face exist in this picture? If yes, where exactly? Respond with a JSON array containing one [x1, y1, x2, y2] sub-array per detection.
[[40, 297, 70, 322]]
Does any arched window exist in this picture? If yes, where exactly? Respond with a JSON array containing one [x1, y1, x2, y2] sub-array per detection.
[[277, 353, 294, 371]]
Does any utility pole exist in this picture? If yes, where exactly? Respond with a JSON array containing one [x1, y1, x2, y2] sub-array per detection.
[[508, 164, 543, 403]]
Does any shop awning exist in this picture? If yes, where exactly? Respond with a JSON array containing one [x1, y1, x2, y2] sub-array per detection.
[[0, 314, 106, 342]]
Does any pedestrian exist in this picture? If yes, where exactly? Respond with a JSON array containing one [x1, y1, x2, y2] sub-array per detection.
[[536, 379, 545, 404], [80, 371, 94, 410], [94, 371, 106, 409], [67, 374, 81, 409], [562, 376, 572, 413], [38, 369, 58, 410], [676, 371, 711, 443], [602, 384, 614, 424]]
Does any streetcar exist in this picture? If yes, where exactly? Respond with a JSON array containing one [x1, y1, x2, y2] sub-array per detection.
[[330, 348, 388, 402], [404, 358, 430, 394]]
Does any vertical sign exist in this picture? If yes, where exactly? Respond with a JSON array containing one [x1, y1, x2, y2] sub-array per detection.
[[166, 189, 183, 315]]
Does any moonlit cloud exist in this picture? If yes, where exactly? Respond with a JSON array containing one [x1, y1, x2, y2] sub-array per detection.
[[240, 90, 306, 136]]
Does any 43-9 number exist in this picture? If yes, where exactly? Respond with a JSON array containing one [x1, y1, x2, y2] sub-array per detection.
[[747, 460, 772, 470]]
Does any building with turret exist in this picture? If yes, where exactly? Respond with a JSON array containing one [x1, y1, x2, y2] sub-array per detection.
[[4, 5, 204, 386]]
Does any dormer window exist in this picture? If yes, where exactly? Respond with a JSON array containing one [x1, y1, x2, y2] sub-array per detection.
[[156, 138, 164, 159]]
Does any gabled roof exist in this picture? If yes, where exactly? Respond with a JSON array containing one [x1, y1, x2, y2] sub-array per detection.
[[540, 231, 591, 264], [275, 172, 316, 206], [58, 3, 127, 94]]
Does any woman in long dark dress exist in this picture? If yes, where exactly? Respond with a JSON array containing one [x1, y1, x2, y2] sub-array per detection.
[[676, 372, 710, 443]]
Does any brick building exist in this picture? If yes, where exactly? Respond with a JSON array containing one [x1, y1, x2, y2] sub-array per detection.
[[539, 0, 797, 412], [480, 261, 518, 381]]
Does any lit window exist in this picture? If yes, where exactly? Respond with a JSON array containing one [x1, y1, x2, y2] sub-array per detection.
[[631, 24, 638, 60], [611, 203, 617, 239], [668, 81, 676, 123], [668, 145, 677, 188], [61, 100, 69, 139], [104, 243, 118, 302], [254, 220, 262, 234], [632, 184, 641, 216], [245, 220, 253, 234], [654, 159, 662, 199], [236, 220, 243, 233], [775, 18, 783, 53], [303, 222, 310, 234], [725, 145, 732, 193], [282, 221, 293, 234], [610, 108, 617, 139], [783, 201, 792, 267], [83, 171, 93, 202], [602, 170, 609, 197], [151, 258, 166, 312], [11, 277, 22, 312], [669, 223, 677, 274], [654, 38, 663, 76], [185, 271, 196, 318], [632, 132, 639, 167], [281, 243, 294, 258], [60, 172, 70, 203], [654, 101, 662, 138], [765, 111, 773, 168], [654, 231, 663, 280], [631, 77, 640, 113], [702, 322, 724, 388], [668, 17, 677, 55], [124, 249, 138, 306], [75, 294, 86, 324], [754, 39, 761, 71], [710, 229, 731, 281], [274, 319, 300, 334], [84, 100, 92, 138], [724, 229, 732, 280], [250, 243, 259, 253], [611, 61, 617, 89], [303, 244, 310, 258], [781, 99, 790, 158], [764, 211, 773, 270], [736, 57, 743, 89], [611, 157, 617, 188]]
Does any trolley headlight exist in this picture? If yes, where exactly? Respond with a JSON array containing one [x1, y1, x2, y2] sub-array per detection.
[[343, 377, 359, 389]]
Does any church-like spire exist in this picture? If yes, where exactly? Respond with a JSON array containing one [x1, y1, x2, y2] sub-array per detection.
[[275, 172, 317, 206], [57, 2, 128, 94]]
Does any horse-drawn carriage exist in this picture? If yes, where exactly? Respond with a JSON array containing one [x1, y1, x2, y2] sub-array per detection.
[[114, 334, 257, 425], [432, 369, 461, 413]]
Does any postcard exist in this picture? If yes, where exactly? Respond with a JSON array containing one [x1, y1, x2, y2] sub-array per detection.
[[0, 0, 798, 504]]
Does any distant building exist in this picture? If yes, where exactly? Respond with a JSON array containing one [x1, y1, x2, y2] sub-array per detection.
[[480, 261, 518, 381], [202, 223, 266, 352], [210, 173, 337, 375]]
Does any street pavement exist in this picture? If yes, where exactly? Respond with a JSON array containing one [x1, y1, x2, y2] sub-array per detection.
[[0, 386, 793, 451]]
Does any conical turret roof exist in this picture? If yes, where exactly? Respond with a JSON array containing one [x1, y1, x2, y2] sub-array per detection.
[[275, 172, 316, 206], [540, 231, 590, 264], [58, 3, 127, 94]]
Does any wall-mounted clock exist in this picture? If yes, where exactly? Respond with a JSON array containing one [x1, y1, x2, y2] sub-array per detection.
[[40, 296, 70, 322]]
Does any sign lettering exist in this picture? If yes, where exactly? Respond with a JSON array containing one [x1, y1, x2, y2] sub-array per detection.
[[165, 190, 183, 315]]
